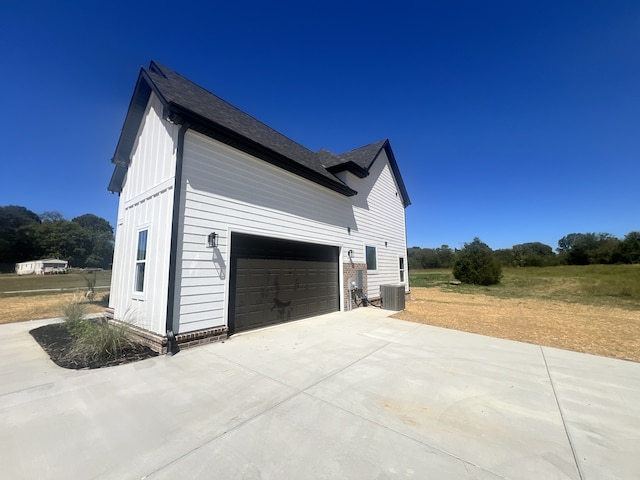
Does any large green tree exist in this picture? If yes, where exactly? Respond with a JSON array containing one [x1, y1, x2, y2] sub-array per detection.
[[616, 231, 640, 264], [0, 206, 41, 266], [0, 206, 114, 270], [72, 214, 114, 268], [557, 232, 620, 265], [512, 242, 557, 267]]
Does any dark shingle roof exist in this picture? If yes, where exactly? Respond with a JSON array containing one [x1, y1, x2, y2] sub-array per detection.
[[320, 139, 411, 207], [109, 61, 410, 206]]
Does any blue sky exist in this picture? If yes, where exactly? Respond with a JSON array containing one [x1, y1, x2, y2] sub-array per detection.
[[1, 1, 638, 250]]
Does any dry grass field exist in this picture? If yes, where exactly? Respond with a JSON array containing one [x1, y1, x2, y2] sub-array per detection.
[[0, 292, 108, 324], [394, 266, 640, 363], [2, 267, 638, 363], [393, 287, 640, 362], [0, 271, 111, 324]]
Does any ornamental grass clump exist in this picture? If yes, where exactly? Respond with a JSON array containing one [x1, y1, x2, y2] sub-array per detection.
[[62, 296, 90, 336], [62, 297, 135, 363], [68, 318, 135, 363]]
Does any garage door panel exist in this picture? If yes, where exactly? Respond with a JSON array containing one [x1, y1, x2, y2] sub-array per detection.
[[230, 236, 338, 333]]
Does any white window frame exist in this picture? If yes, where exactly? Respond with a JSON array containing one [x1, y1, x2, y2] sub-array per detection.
[[399, 256, 405, 283], [366, 245, 378, 273], [134, 228, 148, 294]]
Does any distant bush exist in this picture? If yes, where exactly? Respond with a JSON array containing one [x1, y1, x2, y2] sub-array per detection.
[[453, 238, 502, 285]]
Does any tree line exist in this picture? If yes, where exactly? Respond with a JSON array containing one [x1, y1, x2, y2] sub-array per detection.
[[409, 231, 640, 270], [0, 205, 114, 272]]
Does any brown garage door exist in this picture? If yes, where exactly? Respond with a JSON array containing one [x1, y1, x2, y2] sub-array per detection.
[[229, 234, 339, 334]]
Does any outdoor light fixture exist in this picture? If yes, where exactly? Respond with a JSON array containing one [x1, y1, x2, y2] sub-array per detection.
[[207, 232, 218, 248], [348, 249, 354, 258]]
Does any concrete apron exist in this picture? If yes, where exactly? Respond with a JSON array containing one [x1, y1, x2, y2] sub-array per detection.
[[1, 309, 638, 479]]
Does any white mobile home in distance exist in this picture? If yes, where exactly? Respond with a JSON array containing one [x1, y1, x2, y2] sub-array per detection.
[[107, 61, 411, 353], [15, 259, 68, 275]]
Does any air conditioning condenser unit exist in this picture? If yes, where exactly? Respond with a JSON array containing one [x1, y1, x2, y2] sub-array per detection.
[[381, 284, 405, 311]]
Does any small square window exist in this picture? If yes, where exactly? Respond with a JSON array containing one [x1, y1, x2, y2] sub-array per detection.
[[366, 246, 377, 271]]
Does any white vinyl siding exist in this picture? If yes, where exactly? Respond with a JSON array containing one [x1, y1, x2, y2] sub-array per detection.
[[349, 150, 408, 298], [175, 132, 354, 332], [123, 92, 178, 202], [172, 131, 408, 333], [109, 92, 177, 334], [111, 94, 408, 336]]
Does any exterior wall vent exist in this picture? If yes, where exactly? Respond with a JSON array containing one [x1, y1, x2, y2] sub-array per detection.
[[381, 284, 405, 311]]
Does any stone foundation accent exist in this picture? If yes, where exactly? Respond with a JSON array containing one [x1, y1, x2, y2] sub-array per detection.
[[104, 308, 228, 354], [343, 262, 368, 310]]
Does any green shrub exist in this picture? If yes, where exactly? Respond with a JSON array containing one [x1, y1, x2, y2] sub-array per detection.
[[453, 238, 503, 285]]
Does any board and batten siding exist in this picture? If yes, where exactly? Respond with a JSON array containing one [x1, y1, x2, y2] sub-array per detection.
[[173, 131, 408, 333], [109, 93, 178, 334]]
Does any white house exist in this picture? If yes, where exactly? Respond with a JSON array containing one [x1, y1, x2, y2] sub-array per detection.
[[107, 61, 411, 353], [15, 259, 68, 275]]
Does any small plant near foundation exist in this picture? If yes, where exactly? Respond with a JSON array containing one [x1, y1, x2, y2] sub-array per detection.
[[67, 317, 135, 363], [63, 296, 90, 335], [29, 297, 157, 369]]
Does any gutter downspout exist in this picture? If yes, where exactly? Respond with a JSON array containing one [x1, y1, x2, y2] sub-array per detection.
[[165, 121, 191, 355]]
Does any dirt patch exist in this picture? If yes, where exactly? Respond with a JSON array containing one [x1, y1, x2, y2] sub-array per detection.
[[30, 322, 158, 369], [392, 287, 640, 362]]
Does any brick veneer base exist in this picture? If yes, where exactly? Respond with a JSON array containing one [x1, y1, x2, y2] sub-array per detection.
[[105, 308, 228, 354]]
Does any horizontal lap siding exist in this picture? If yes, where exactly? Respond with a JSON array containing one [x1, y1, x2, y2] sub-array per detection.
[[177, 132, 355, 332], [350, 151, 408, 297], [175, 131, 408, 332]]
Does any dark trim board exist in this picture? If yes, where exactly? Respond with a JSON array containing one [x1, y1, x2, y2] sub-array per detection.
[[228, 233, 340, 334]]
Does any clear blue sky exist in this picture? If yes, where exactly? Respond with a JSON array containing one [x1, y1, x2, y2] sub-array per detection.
[[2, 1, 638, 250]]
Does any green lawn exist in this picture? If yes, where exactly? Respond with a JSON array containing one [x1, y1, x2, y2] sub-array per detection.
[[409, 265, 640, 310], [0, 270, 112, 296]]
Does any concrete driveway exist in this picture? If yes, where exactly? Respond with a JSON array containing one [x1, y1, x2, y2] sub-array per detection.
[[1, 308, 638, 479]]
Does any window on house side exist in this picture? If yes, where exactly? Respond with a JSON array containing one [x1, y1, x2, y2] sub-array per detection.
[[399, 257, 405, 282], [134, 229, 148, 292], [366, 246, 377, 271]]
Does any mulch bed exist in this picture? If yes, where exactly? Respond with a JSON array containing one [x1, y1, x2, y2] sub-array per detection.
[[30, 323, 158, 369]]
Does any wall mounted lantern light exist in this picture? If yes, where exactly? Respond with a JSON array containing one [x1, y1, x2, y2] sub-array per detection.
[[207, 232, 218, 248], [347, 249, 354, 258]]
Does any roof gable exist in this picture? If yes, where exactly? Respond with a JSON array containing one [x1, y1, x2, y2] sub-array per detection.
[[320, 139, 411, 207], [108, 61, 409, 207]]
